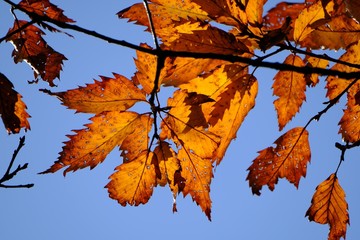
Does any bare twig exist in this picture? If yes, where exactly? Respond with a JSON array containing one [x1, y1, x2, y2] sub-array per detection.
[[0, 136, 34, 188]]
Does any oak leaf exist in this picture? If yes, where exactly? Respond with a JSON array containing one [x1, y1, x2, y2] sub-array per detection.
[[0, 73, 30, 134], [6, 20, 66, 86], [273, 54, 306, 131], [306, 173, 349, 240], [247, 127, 311, 195]]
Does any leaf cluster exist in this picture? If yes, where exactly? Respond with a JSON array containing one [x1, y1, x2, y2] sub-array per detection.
[[2, 0, 360, 239]]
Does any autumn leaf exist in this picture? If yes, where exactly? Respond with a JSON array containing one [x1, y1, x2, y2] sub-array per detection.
[[339, 81, 360, 142], [6, 20, 66, 86], [177, 147, 213, 220], [42, 73, 147, 114], [306, 173, 349, 240], [305, 56, 329, 87], [247, 127, 311, 195], [345, 0, 360, 22], [18, 0, 74, 23], [118, 0, 208, 31], [326, 40, 360, 100], [42, 112, 152, 174], [161, 89, 220, 159], [0, 72, 30, 134], [293, 0, 327, 43], [107, 151, 157, 206], [273, 54, 306, 131]]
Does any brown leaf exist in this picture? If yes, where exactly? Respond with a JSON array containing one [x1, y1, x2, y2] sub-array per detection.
[[247, 127, 311, 195], [306, 173, 349, 240], [0, 73, 30, 134], [273, 54, 306, 131], [6, 20, 66, 86], [165, 24, 249, 55], [43, 73, 147, 114], [18, 0, 74, 22]]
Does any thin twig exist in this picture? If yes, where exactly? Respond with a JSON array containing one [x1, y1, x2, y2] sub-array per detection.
[[0, 136, 34, 188]]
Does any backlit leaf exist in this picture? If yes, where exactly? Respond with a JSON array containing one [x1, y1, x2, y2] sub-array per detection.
[[339, 81, 360, 142], [0, 72, 30, 134], [178, 147, 213, 220], [42, 112, 152, 174], [161, 90, 220, 159], [293, 0, 326, 43], [306, 173, 349, 240], [44, 73, 146, 114], [6, 20, 66, 86], [18, 0, 74, 22], [107, 151, 157, 206], [273, 54, 306, 131], [326, 40, 360, 100], [305, 56, 329, 87], [247, 127, 311, 195]]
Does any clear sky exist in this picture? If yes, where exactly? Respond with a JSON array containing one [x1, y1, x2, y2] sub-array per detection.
[[0, 1, 359, 239]]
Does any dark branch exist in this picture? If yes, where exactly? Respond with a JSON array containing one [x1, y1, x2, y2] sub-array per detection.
[[0, 136, 34, 189]]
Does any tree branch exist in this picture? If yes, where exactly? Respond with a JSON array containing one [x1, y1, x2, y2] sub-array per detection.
[[3, 0, 360, 81], [0, 136, 34, 188]]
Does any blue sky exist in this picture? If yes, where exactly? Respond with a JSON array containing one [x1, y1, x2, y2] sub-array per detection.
[[1, 1, 359, 239]]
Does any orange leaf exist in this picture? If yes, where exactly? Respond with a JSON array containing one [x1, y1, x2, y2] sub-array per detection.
[[44, 73, 146, 114], [339, 81, 360, 142], [161, 90, 220, 159], [118, 0, 208, 31], [326, 40, 360, 100], [178, 148, 213, 220], [132, 44, 174, 94], [42, 112, 152, 174], [305, 56, 329, 87], [166, 24, 249, 55], [107, 151, 157, 206], [306, 173, 349, 240], [6, 20, 66, 86], [0, 73, 30, 134], [246, 0, 267, 26], [300, 14, 360, 50], [273, 54, 306, 131], [293, 0, 327, 43], [247, 127, 311, 195], [204, 65, 258, 164], [192, 0, 247, 27], [18, 0, 74, 22]]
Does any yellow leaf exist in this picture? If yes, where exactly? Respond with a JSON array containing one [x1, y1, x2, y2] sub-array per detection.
[[246, 0, 267, 26], [273, 54, 306, 131], [42, 112, 152, 174], [306, 173, 349, 240], [48, 73, 146, 114], [107, 151, 157, 206], [247, 127, 311, 195]]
